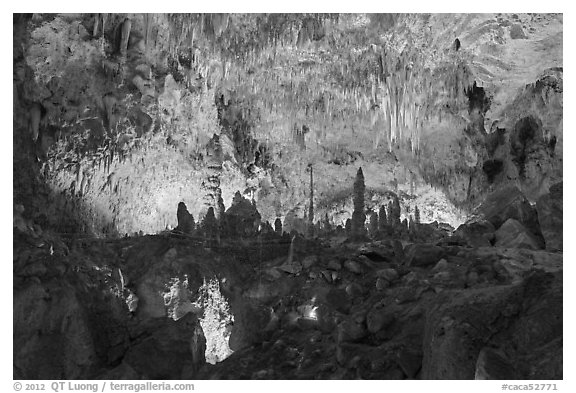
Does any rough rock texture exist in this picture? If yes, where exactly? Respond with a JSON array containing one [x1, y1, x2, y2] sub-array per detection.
[[495, 218, 543, 250], [536, 182, 563, 251], [471, 185, 542, 239], [12, 218, 246, 379], [404, 243, 445, 267], [13, 231, 130, 379], [475, 347, 519, 380], [454, 219, 496, 247], [14, 278, 128, 379], [121, 314, 206, 379], [195, 229, 560, 379], [422, 270, 561, 379], [14, 191, 563, 379]]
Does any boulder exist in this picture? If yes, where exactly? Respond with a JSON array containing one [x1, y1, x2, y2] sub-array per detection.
[[392, 239, 405, 260], [136, 277, 169, 319], [395, 348, 423, 379], [422, 285, 514, 379], [315, 304, 337, 333], [320, 270, 333, 283], [301, 255, 318, 269], [401, 271, 419, 285], [325, 288, 350, 314], [14, 277, 130, 379], [432, 259, 449, 273], [495, 218, 543, 250], [472, 185, 541, 236], [345, 282, 365, 299], [536, 182, 563, 251], [433, 270, 452, 282], [422, 271, 562, 379], [123, 314, 206, 379], [393, 286, 424, 305], [278, 260, 302, 275], [228, 302, 273, 351], [327, 260, 342, 271], [265, 267, 282, 280], [362, 248, 390, 260], [508, 272, 563, 379], [375, 277, 390, 290], [468, 247, 563, 283], [343, 259, 363, 274], [453, 219, 496, 247], [337, 318, 368, 343], [475, 347, 519, 379], [366, 305, 395, 333], [404, 243, 445, 267], [359, 245, 394, 263], [376, 268, 399, 282]]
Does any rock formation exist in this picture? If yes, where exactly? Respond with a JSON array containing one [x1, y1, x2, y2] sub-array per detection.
[[308, 164, 314, 237], [201, 133, 225, 220], [274, 217, 283, 235], [176, 201, 195, 234], [536, 182, 563, 251], [224, 191, 261, 237], [351, 167, 366, 237]]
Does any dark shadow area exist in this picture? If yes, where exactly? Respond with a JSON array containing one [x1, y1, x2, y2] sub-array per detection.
[[510, 116, 541, 178]]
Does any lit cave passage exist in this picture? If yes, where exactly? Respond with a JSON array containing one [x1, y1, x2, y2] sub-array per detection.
[[13, 13, 562, 380]]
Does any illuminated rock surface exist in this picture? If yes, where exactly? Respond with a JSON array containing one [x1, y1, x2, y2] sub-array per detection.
[[13, 13, 562, 379]]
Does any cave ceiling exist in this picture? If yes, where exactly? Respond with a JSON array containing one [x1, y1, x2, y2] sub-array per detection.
[[13, 13, 563, 236]]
